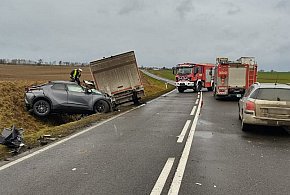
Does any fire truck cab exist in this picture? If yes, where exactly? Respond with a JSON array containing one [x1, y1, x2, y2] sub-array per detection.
[[213, 57, 257, 99], [174, 63, 214, 93]]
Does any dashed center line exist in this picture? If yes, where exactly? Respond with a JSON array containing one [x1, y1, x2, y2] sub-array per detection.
[[190, 106, 196, 116], [177, 120, 191, 143], [195, 99, 199, 104], [168, 92, 203, 195]]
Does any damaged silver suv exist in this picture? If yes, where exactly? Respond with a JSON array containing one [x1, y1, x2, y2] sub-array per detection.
[[25, 81, 112, 117], [238, 82, 290, 131]]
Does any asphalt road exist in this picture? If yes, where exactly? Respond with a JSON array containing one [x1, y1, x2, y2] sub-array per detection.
[[0, 90, 200, 195], [1, 87, 290, 195], [180, 92, 290, 195]]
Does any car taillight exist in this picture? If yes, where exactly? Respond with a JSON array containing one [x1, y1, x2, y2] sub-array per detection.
[[245, 101, 255, 111]]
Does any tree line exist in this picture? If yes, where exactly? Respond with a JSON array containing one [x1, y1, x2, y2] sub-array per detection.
[[0, 58, 89, 66]]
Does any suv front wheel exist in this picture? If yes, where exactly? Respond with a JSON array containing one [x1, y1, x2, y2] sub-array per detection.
[[94, 100, 110, 113]]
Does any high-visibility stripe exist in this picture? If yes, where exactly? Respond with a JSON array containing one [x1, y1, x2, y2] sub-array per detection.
[[73, 69, 77, 77]]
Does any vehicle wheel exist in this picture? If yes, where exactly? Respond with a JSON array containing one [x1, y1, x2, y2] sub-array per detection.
[[94, 100, 110, 113], [132, 91, 139, 105], [197, 82, 202, 92], [241, 121, 251, 131], [33, 99, 51, 117], [214, 89, 219, 100], [178, 87, 184, 93]]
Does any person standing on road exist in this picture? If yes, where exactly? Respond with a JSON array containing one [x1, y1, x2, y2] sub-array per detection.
[[70, 68, 82, 85]]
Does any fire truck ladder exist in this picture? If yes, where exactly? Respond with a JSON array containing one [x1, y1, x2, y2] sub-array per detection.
[[248, 65, 257, 87]]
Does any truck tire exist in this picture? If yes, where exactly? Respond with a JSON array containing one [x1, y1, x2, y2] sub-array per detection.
[[214, 89, 220, 100], [178, 87, 184, 93], [94, 100, 110, 113], [33, 99, 51, 117], [132, 91, 140, 105], [197, 82, 202, 92]]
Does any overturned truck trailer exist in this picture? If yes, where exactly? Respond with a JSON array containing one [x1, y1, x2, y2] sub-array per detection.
[[89, 51, 144, 105]]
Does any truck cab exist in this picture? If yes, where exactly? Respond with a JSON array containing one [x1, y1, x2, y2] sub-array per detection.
[[174, 63, 214, 93]]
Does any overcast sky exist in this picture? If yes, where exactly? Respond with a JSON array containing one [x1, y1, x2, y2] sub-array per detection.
[[0, 0, 289, 71]]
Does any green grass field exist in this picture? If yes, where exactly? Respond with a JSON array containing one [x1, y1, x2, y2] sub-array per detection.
[[147, 69, 290, 84], [147, 69, 175, 81], [257, 72, 290, 84]]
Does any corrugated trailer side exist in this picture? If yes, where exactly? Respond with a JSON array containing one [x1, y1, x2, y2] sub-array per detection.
[[89, 51, 144, 105]]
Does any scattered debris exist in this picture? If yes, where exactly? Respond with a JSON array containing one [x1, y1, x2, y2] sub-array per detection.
[[214, 185, 217, 188], [72, 168, 77, 171], [0, 125, 25, 153], [195, 183, 202, 186], [38, 134, 57, 145]]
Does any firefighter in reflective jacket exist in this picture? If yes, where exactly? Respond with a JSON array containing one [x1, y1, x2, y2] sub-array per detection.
[[70, 68, 82, 85]]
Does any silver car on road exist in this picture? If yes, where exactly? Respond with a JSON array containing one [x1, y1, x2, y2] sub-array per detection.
[[25, 81, 112, 117], [239, 82, 290, 131]]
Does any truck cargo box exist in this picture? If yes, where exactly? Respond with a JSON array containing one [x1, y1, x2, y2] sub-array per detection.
[[89, 51, 144, 105]]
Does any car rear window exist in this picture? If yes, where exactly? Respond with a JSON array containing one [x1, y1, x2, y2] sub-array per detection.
[[255, 88, 290, 101]]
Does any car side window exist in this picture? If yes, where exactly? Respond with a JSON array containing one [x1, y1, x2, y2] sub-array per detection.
[[67, 84, 84, 93], [244, 86, 255, 97], [51, 83, 66, 90], [249, 89, 259, 99]]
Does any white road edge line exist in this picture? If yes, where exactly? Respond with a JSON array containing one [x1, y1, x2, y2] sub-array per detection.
[[150, 158, 175, 195], [195, 99, 199, 104], [190, 106, 196, 116], [147, 89, 176, 104], [0, 103, 147, 172], [197, 95, 200, 99], [168, 92, 203, 195], [177, 120, 191, 143]]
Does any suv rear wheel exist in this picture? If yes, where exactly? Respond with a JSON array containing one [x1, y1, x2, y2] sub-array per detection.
[[33, 99, 51, 117]]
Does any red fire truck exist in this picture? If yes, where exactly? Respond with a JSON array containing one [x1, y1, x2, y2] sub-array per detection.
[[174, 63, 215, 93], [213, 57, 257, 99]]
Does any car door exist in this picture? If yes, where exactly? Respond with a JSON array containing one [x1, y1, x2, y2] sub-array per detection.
[[66, 83, 92, 110], [50, 83, 68, 109]]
